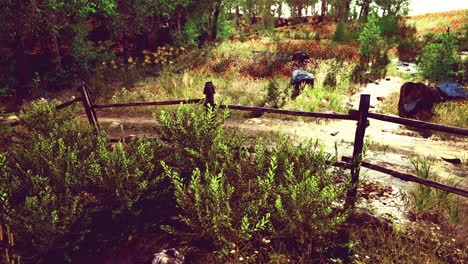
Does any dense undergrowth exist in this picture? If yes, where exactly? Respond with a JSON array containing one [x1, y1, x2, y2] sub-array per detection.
[[0, 100, 353, 263], [1, 100, 466, 263]]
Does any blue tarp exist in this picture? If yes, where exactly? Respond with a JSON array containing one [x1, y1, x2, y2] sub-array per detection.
[[435, 82, 468, 99], [291, 70, 314, 85]]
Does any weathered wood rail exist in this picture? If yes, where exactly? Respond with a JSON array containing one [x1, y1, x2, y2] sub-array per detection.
[[0, 224, 20, 263], [9, 81, 468, 202]]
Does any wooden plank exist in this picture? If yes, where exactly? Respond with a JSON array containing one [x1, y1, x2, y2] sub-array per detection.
[[341, 156, 468, 198], [204, 82, 216, 108], [349, 110, 468, 136], [345, 94, 371, 209], [219, 105, 357, 120], [83, 83, 100, 133], [78, 82, 100, 134], [93, 99, 203, 109], [55, 97, 82, 110]]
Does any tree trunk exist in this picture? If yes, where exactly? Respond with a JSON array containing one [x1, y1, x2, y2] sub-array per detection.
[[14, 35, 28, 106], [40, 21, 64, 77], [122, 24, 129, 60], [297, 1, 303, 18], [278, 2, 282, 18], [321, 0, 327, 18], [211, 0, 223, 40], [147, 15, 157, 48], [361, 0, 371, 22], [49, 29, 63, 75], [343, 0, 351, 20]]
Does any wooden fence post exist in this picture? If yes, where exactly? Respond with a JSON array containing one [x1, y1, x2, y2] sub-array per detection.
[[203, 81, 216, 109], [345, 94, 370, 209], [78, 81, 100, 134]]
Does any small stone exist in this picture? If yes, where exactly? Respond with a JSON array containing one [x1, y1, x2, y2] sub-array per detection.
[[441, 157, 461, 164], [152, 248, 184, 264], [109, 121, 121, 128], [7, 115, 18, 121]]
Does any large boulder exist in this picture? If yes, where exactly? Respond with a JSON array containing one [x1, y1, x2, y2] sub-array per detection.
[[398, 82, 444, 118], [290, 70, 314, 99], [292, 51, 310, 65]]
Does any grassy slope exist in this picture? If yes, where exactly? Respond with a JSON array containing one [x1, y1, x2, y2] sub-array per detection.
[[406, 9, 467, 36]]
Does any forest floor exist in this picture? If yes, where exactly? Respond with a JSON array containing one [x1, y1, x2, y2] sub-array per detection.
[[91, 75, 467, 226]]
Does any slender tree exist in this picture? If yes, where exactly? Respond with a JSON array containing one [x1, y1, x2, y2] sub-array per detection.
[[211, 0, 223, 39], [321, 0, 328, 18], [360, 0, 371, 22]]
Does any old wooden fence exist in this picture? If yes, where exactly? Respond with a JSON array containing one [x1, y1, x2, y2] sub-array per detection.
[[4, 80, 468, 261], [6, 79, 467, 201], [17, 81, 468, 200], [0, 223, 19, 264]]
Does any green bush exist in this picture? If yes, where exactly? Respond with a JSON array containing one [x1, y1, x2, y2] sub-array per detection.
[[397, 38, 423, 62], [0, 100, 168, 262], [377, 16, 400, 39], [263, 79, 287, 108], [354, 15, 390, 83], [333, 21, 347, 42], [153, 104, 241, 173], [417, 32, 462, 83], [358, 14, 384, 65], [159, 104, 351, 262]]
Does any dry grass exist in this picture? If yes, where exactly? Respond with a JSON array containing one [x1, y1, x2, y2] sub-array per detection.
[[350, 216, 467, 264], [405, 9, 467, 36]]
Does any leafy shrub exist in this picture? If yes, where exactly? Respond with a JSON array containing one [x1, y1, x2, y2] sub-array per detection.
[[68, 23, 115, 78], [172, 16, 203, 47], [417, 32, 462, 82], [377, 16, 400, 39], [354, 15, 390, 83], [263, 79, 287, 108], [454, 57, 468, 86], [369, 51, 390, 80], [358, 14, 384, 65], [154, 104, 241, 173], [0, 100, 168, 262], [397, 38, 423, 62], [333, 21, 347, 42], [158, 105, 351, 261]]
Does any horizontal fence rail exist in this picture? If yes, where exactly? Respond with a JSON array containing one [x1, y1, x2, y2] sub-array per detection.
[[220, 104, 357, 120], [342, 156, 468, 198], [349, 109, 468, 136], [93, 99, 203, 109], [55, 97, 83, 110], [7, 81, 468, 200]]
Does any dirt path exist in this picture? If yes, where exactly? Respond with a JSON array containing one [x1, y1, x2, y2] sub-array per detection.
[[93, 76, 467, 225]]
